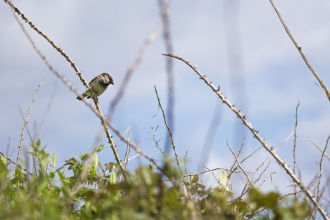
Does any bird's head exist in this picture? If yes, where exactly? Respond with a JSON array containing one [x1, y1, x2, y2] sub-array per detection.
[[101, 73, 114, 85]]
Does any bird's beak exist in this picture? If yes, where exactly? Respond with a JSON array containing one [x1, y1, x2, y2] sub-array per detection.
[[111, 82, 114, 85]]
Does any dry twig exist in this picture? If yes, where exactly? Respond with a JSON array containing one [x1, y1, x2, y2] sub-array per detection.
[[275, 132, 293, 151], [18, 106, 33, 143], [269, 0, 330, 102], [0, 151, 33, 175], [17, 74, 47, 165], [154, 86, 183, 175], [228, 145, 262, 179], [317, 135, 330, 200], [252, 157, 271, 184], [309, 138, 330, 161], [258, 171, 277, 189], [293, 101, 300, 193], [227, 141, 253, 186], [162, 167, 232, 182], [150, 126, 167, 159]]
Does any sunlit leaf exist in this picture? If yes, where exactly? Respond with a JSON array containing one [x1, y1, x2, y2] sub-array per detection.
[[92, 152, 98, 171], [49, 171, 55, 179], [51, 154, 57, 167], [109, 171, 116, 185], [218, 171, 228, 188], [148, 162, 154, 173], [96, 144, 105, 152], [191, 175, 198, 183]]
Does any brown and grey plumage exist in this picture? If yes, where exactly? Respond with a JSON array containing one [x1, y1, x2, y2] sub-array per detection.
[[76, 73, 114, 100]]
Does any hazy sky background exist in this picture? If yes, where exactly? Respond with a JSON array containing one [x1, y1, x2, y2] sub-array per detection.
[[1, 0, 330, 196]]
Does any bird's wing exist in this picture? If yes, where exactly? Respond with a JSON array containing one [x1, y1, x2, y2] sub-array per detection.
[[89, 75, 98, 85]]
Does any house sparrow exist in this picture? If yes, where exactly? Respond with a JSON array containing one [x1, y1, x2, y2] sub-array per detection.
[[76, 73, 114, 100]]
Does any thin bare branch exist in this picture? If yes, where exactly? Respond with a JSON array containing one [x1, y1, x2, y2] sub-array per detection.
[[0, 151, 33, 175], [162, 167, 233, 182], [18, 106, 33, 143], [204, 166, 222, 184], [114, 124, 133, 143], [123, 130, 131, 169], [307, 170, 323, 191], [293, 101, 300, 193], [275, 132, 293, 151], [317, 135, 330, 200], [252, 157, 271, 184], [150, 126, 167, 159], [17, 74, 47, 165], [154, 85, 183, 175], [227, 137, 246, 178], [309, 138, 330, 161], [228, 145, 262, 179], [18, 106, 37, 174], [93, 98, 125, 175], [227, 141, 253, 186], [258, 171, 277, 189], [269, 0, 330, 102]]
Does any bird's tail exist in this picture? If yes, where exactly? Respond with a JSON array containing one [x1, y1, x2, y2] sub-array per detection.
[[76, 93, 87, 100]]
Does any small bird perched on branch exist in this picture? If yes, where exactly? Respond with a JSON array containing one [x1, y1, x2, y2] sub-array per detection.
[[76, 73, 114, 100]]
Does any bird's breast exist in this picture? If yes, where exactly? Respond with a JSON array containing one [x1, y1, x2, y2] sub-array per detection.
[[91, 83, 107, 96]]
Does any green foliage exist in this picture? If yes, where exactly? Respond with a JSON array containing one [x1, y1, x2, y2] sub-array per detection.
[[246, 188, 311, 219], [0, 141, 311, 219]]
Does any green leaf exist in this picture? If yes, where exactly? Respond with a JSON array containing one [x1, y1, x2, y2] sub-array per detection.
[[92, 152, 98, 171], [34, 139, 41, 148], [51, 154, 57, 167], [96, 144, 105, 152], [141, 167, 152, 185], [148, 162, 154, 173], [65, 157, 78, 166], [49, 171, 55, 179], [191, 175, 198, 183], [38, 173, 48, 193], [85, 190, 95, 201], [109, 171, 116, 184], [57, 170, 65, 181], [61, 186, 71, 197], [218, 171, 228, 188], [80, 153, 89, 161]]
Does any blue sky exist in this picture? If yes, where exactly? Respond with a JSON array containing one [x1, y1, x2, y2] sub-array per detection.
[[1, 0, 330, 196]]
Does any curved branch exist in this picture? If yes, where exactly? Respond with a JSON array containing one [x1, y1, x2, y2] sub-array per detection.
[[269, 0, 330, 102]]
